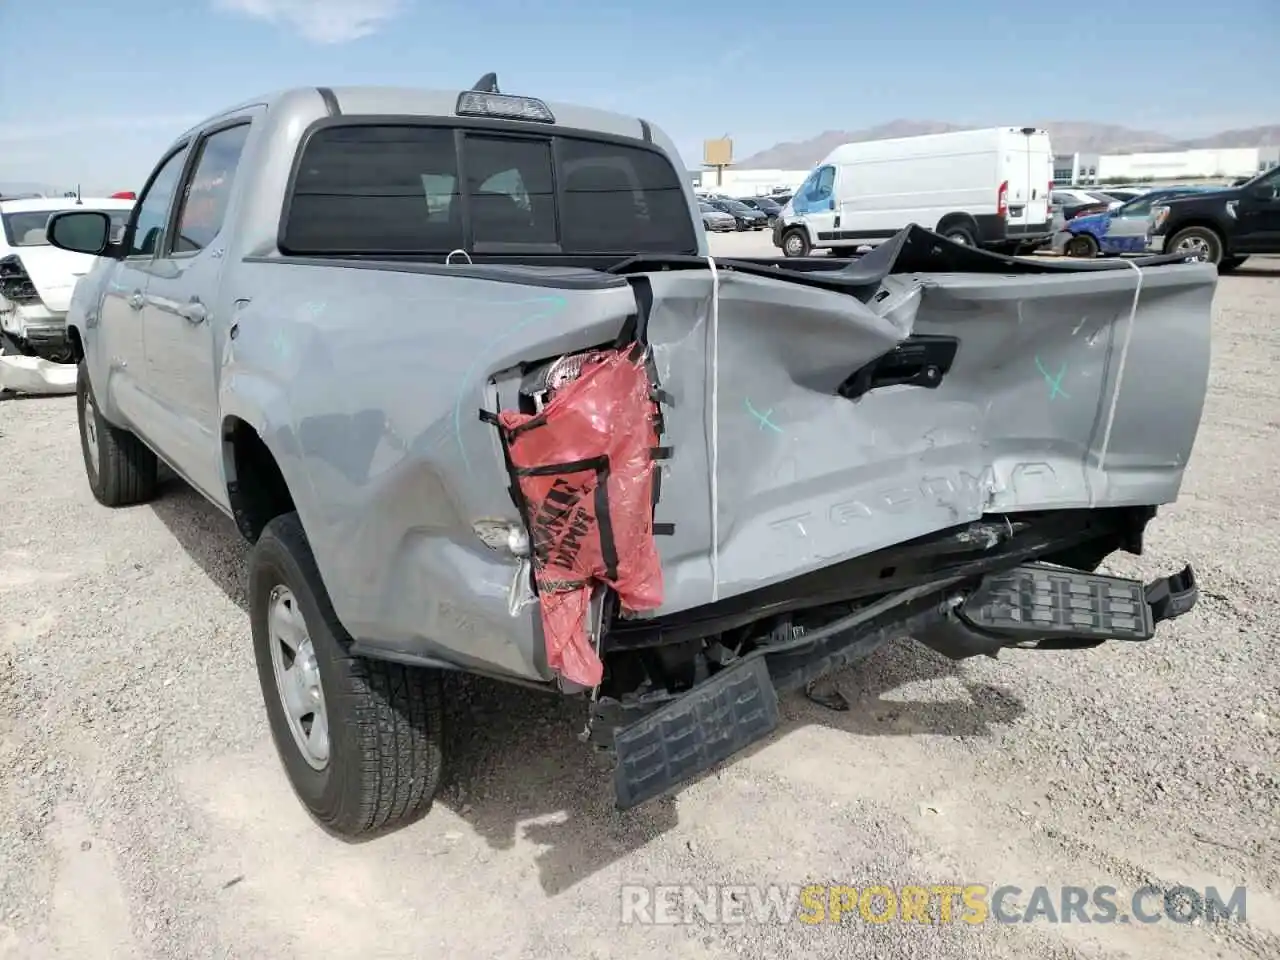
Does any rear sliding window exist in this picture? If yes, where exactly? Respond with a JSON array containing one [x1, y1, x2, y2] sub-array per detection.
[[281, 123, 697, 257]]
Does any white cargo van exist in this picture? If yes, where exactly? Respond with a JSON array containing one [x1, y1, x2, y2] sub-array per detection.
[[772, 127, 1054, 257]]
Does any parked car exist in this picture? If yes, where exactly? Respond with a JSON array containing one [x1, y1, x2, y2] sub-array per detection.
[[706, 198, 768, 230], [736, 196, 783, 223], [46, 78, 1206, 838], [769, 191, 793, 206], [699, 201, 737, 232], [0, 196, 134, 362], [1097, 188, 1146, 204], [1148, 165, 1280, 272], [774, 127, 1054, 257], [1050, 188, 1117, 221], [1054, 186, 1220, 258]]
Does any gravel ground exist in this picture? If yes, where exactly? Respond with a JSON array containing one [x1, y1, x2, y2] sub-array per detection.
[[1, 251, 1278, 960]]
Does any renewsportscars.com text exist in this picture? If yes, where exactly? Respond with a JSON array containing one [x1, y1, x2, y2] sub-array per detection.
[[619, 883, 1248, 926]]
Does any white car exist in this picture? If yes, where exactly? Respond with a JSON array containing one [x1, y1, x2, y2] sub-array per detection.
[[1, 196, 134, 362], [1050, 188, 1120, 216]]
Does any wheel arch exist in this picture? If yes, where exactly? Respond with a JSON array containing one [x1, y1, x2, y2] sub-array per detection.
[[1065, 229, 1101, 254], [221, 414, 298, 543], [1167, 218, 1230, 253], [66, 325, 85, 362], [935, 212, 980, 238], [781, 223, 812, 254]]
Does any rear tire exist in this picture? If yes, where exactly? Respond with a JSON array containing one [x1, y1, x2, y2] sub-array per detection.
[[250, 512, 445, 838], [1065, 234, 1100, 258], [782, 228, 811, 258], [76, 361, 158, 506], [941, 224, 977, 246]]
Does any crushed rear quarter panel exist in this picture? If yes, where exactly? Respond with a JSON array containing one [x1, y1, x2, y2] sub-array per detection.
[[225, 253, 1214, 683]]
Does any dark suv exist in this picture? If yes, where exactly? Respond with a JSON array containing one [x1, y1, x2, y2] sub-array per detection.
[[706, 198, 768, 230], [1147, 166, 1280, 272], [736, 196, 783, 224]]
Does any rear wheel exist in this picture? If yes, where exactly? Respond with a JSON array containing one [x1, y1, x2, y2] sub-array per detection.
[[941, 224, 977, 246], [250, 512, 445, 838], [782, 228, 811, 258], [1168, 226, 1224, 265], [76, 361, 158, 506], [1065, 234, 1100, 258]]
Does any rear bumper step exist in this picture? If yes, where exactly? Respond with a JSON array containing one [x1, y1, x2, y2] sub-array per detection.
[[612, 657, 781, 810], [603, 562, 1198, 810]]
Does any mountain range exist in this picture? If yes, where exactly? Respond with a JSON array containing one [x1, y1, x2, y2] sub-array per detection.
[[735, 122, 1280, 170]]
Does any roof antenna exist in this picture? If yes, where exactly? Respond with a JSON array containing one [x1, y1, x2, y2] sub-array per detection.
[[471, 72, 499, 93], [76, 184, 82, 205]]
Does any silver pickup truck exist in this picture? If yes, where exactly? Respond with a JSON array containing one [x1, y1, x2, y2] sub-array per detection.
[[46, 76, 1210, 839]]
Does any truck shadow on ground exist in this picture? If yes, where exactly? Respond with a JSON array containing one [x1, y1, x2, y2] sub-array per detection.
[[149, 476, 1026, 896], [437, 649, 1024, 896], [1232, 262, 1280, 278], [150, 472, 252, 610]]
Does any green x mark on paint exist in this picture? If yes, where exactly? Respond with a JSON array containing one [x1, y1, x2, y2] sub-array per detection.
[[744, 397, 783, 433], [1035, 355, 1070, 401]]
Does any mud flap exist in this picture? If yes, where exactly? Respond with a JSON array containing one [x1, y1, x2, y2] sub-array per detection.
[[613, 656, 780, 810]]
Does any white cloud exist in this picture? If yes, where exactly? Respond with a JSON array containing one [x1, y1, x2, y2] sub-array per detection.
[[213, 0, 406, 44]]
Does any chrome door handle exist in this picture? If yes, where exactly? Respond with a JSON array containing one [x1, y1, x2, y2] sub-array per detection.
[[129, 291, 144, 310], [178, 299, 207, 324]]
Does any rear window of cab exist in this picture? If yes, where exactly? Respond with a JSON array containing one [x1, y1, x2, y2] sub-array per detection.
[[281, 123, 698, 258]]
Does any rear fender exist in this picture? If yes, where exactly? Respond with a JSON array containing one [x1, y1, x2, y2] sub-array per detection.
[[218, 368, 316, 540]]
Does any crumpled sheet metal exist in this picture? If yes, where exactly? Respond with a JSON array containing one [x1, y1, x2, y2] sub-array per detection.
[[493, 345, 665, 687], [0, 355, 76, 395]]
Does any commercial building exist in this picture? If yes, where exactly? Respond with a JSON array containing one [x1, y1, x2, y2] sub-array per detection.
[[1097, 146, 1278, 182], [698, 142, 1279, 193], [1053, 154, 1100, 184], [689, 167, 809, 195], [1055, 146, 1278, 184]]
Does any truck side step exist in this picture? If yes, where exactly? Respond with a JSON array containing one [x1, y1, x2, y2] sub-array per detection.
[[612, 656, 780, 810], [960, 563, 1155, 642]]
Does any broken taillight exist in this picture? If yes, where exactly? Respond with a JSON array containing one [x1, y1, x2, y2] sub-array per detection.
[[0, 255, 40, 304], [481, 343, 670, 688], [471, 519, 531, 557]]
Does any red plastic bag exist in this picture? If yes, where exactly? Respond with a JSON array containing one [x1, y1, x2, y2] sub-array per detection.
[[495, 346, 665, 687]]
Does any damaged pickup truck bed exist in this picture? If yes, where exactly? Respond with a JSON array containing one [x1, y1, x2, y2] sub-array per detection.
[[48, 77, 1210, 838]]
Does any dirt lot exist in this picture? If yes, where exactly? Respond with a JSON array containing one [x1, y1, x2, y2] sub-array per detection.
[[1, 254, 1278, 960]]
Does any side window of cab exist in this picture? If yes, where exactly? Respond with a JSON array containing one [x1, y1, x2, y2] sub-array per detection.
[[813, 165, 836, 200], [170, 122, 252, 255], [1118, 194, 1158, 218], [793, 165, 836, 214], [126, 145, 192, 258]]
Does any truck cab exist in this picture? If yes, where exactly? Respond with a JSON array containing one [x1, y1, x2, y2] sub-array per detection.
[[1147, 164, 1280, 272]]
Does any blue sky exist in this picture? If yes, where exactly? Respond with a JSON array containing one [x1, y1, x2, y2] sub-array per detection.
[[1, 0, 1277, 191]]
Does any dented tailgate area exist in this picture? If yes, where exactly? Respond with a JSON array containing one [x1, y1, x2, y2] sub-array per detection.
[[464, 226, 1214, 807], [345, 225, 1213, 808]]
